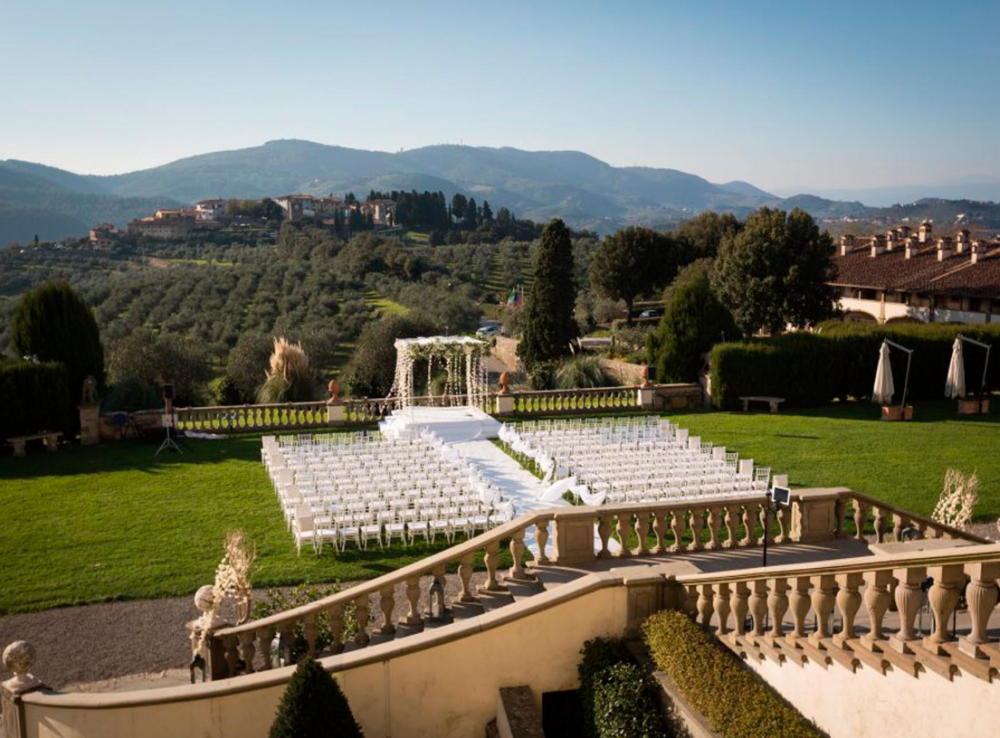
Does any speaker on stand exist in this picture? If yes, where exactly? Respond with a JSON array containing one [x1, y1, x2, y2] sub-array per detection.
[[156, 383, 183, 456]]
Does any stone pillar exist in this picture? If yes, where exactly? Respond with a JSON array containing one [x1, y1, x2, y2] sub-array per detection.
[[790, 489, 845, 543], [549, 513, 597, 566], [326, 402, 346, 426], [185, 585, 233, 681], [495, 395, 515, 415], [638, 386, 655, 410], [2, 641, 43, 738], [78, 404, 101, 446]]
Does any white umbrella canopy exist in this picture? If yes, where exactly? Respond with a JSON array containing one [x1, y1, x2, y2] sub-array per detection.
[[872, 341, 895, 405], [945, 337, 966, 399]]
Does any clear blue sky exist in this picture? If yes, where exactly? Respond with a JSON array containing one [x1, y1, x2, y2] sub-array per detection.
[[2, 0, 998, 191]]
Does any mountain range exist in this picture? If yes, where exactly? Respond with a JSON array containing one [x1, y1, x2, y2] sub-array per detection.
[[2, 139, 998, 243]]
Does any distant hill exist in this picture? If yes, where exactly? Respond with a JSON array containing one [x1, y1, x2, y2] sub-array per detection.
[[0, 161, 181, 244], [4, 140, 1000, 240]]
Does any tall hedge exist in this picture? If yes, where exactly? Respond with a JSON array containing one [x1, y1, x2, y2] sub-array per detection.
[[709, 323, 1000, 409], [0, 361, 72, 441], [642, 610, 821, 738], [11, 281, 104, 397]]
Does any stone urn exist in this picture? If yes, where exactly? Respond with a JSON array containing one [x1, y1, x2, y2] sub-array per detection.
[[498, 371, 511, 395], [2, 640, 41, 692], [639, 365, 653, 389], [327, 378, 340, 403]]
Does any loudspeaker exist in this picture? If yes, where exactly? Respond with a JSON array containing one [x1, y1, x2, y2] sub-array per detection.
[[162, 383, 175, 401], [645, 365, 656, 382]]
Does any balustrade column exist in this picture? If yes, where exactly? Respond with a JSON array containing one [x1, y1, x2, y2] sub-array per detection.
[[786, 576, 812, 647], [535, 518, 551, 565], [722, 506, 736, 549], [509, 527, 533, 580], [238, 631, 257, 674], [597, 515, 612, 558], [353, 595, 370, 645], [480, 540, 508, 592], [714, 583, 732, 635], [832, 573, 863, 648], [774, 507, 787, 544], [923, 565, 965, 654], [892, 514, 905, 542], [257, 625, 276, 669], [651, 511, 666, 554], [634, 512, 650, 556], [873, 507, 887, 543], [684, 584, 699, 617], [328, 604, 345, 654], [669, 510, 685, 553], [455, 554, 479, 605], [757, 504, 769, 546], [697, 584, 715, 630], [400, 577, 423, 627], [833, 496, 846, 539], [730, 581, 750, 644], [748, 580, 768, 641], [379, 586, 396, 636], [960, 562, 1000, 657], [303, 612, 319, 655], [688, 509, 704, 552], [766, 577, 789, 645], [889, 567, 927, 654], [860, 570, 892, 651], [705, 507, 722, 550], [852, 497, 868, 538], [278, 623, 295, 666], [808, 574, 837, 647], [739, 505, 754, 546], [223, 635, 240, 676], [615, 514, 632, 558]]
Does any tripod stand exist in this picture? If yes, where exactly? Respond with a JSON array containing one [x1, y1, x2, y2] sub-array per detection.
[[156, 412, 183, 456]]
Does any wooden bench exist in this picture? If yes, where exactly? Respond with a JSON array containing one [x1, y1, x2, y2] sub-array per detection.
[[6, 432, 63, 457], [740, 396, 785, 414]]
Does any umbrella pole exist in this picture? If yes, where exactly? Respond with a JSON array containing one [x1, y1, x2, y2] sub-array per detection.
[[900, 350, 913, 421]]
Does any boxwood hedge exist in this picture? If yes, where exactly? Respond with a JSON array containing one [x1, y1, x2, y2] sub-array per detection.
[[709, 322, 1000, 409], [642, 610, 821, 738], [0, 360, 72, 441]]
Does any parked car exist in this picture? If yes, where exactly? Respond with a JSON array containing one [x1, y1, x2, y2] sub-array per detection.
[[476, 324, 501, 339], [638, 309, 663, 319]]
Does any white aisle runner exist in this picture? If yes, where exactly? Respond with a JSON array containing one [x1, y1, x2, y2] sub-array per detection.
[[451, 439, 618, 557]]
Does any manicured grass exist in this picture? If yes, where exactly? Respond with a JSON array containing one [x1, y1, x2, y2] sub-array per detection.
[[668, 399, 1000, 522], [0, 434, 464, 615], [2, 400, 996, 614]]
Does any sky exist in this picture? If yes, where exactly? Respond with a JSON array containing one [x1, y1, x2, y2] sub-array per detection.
[[1, 0, 998, 192]]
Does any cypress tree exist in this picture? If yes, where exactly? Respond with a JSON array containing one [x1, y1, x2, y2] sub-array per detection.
[[12, 280, 104, 395], [268, 657, 364, 738], [519, 218, 578, 370]]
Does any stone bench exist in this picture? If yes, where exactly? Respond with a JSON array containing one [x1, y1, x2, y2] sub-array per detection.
[[740, 395, 785, 413], [6, 432, 63, 457]]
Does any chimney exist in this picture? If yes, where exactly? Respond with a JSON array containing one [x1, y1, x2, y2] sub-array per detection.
[[919, 220, 933, 244], [937, 236, 953, 262], [839, 234, 856, 256], [904, 237, 918, 259], [870, 234, 886, 257], [886, 230, 898, 251], [898, 225, 912, 239], [956, 228, 971, 254], [971, 240, 983, 264]]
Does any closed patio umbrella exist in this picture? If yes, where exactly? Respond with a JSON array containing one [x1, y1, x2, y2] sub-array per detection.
[[872, 341, 895, 405], [945, 337, 966, 399]]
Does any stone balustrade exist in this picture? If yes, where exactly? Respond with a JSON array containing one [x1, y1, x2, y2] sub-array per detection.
[[675, 543, 1000, 682], [204, 488, 904, 680], [835, 490, 990, 544], [497, 386, 641, 416]]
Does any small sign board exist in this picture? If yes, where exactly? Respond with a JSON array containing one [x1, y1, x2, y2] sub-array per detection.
[[770, 486, 791, 506]]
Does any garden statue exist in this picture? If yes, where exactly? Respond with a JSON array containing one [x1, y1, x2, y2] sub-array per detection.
[[80, 375, 98, 406]]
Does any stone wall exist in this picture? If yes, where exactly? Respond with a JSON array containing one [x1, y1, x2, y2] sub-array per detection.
[[492, 337, 524, 374], [598, 358, 645, 386]]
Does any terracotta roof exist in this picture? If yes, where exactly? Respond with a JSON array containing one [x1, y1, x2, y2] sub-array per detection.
[[832, 245, 1000, 297]]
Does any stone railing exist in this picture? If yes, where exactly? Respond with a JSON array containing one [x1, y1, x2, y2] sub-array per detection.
[[837, 490, 990, 544], [497, 386, 641, 416], [175, 401, 331, 433], [674, 542, 1000, 681], [202, 488, 917, 680]]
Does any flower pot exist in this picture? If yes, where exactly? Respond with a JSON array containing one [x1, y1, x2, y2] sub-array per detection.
[[957, 398, 990, 415], [881, 405, 914, 421]]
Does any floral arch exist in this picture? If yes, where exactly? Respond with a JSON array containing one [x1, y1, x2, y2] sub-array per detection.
[[388, 336, 489, 409]]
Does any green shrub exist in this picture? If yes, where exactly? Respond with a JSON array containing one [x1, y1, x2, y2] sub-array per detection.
[[642, 610, 821, 738], [343, 315, 437, 398], [268, 657, 363, 738], [648, 270, 737, 383], [709, 323, 1000, 409], [11, 281, 104, 397], [0, 360, 72, 440], [578, 637, 670, 738], [556, 356, 616, 389]]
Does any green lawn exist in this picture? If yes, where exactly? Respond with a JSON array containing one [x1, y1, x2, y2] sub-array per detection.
[[0, 434, 463, 615], [669, 399, 1000, 522], [1, 400, 996, 615]]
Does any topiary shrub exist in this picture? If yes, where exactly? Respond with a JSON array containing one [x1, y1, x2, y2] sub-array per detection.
[[578, 636, 671, 738], [11, 280, 104, 396], [642, 610, 821, 738], [268, 657, 364, 738]]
